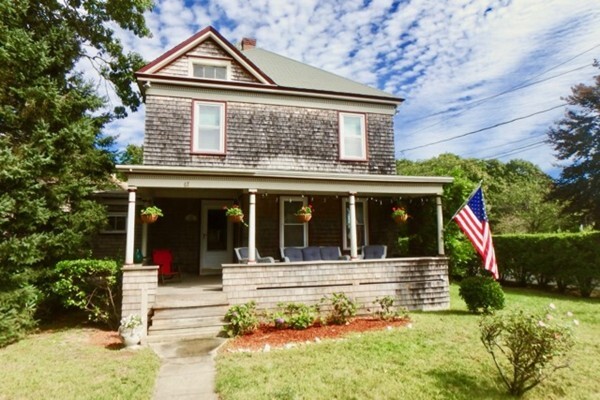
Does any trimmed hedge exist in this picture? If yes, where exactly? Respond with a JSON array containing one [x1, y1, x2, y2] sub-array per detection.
[[495, 232, 600, 297]]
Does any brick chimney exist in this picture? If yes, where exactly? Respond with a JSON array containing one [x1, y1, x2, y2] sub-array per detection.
[[241, 37, 256, 50]]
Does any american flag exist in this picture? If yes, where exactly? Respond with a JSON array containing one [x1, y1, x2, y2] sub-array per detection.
[[453, 186, 499, 279]]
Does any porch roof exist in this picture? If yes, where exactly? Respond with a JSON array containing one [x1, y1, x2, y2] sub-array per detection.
[[117, 165, 453, 196]]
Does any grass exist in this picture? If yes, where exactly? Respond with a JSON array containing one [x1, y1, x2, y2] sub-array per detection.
[[0, 326, 160, 400], [216, 284, 600, 400]]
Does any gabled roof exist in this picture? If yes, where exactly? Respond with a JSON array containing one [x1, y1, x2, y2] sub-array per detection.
[[136, 26, 402, 104], [242, 47, 397, 99]]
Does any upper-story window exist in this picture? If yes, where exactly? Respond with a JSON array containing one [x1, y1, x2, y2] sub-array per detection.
[[339, 112, 367, 161], [192, 101, 226, 154], [190, 59, 231, 80]]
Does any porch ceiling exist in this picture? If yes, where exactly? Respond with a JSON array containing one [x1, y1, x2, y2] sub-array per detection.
[[117, 165, 453, 196]]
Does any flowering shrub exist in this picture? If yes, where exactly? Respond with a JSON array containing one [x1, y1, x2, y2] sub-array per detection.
[[480, 304, 576, 397], [274, 302, 319, 330], [119, 314, 142, 332], [459, 276, 505, 313], [224, 301, 259, 337], [323, 292, 358, 325], [295, 204, 313, 215]]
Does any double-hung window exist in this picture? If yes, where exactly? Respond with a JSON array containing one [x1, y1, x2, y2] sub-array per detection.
[[192, 101, 225, 154], [279, 197, 308, 248], [102, 213, 126, 234], [342, 198, 368, 250], [339, 112, 367, 160]]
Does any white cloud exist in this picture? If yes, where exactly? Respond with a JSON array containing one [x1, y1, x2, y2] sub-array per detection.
[[97, 0, 599, 175]]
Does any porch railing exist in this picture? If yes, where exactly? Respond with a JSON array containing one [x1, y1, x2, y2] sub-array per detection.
[[222, 257, 450, 311]]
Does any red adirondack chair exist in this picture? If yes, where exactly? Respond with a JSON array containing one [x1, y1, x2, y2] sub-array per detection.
[[152, 249, 181, 283]]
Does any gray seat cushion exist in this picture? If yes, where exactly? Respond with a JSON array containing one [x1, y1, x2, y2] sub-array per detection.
[[363, 245, 386, 259], [320, 246, 340, 260], [302, 246, 321, 261], [284, 247, 303, 262]]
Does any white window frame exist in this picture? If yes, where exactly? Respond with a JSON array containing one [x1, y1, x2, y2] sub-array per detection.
[[342, 198, 369, 250], [102, 212, 127, 234], [192, 100, 226, 154], [339, 112, 367, 161], [279, 196, 308, 249], [189, 58, 231, 80]]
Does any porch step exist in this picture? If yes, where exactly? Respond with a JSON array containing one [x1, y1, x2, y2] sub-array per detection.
[[148, 291, 230, 342]]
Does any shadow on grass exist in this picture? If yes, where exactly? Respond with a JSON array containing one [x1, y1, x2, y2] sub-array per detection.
[[428, 368, 507, 399], [502, 286, 600, 304]]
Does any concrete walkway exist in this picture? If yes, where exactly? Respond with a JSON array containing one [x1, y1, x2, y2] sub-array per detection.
[[150, 337, 226, 400]]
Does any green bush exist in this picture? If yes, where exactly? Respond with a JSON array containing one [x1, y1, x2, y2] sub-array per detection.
[[495, 232, 600, 296], [459, 276, 505, 313], [274, 302, 319, 330], [323, 292, 358, 325], [372, 296, 408, 321], [0, 283, 40, 347], [480, 305, 576, 397], [50, 259, 120, 328], [224, 302, 259, 337]]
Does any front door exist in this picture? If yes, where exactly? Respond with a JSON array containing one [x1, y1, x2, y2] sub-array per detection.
[[200, 201, 233, 274]]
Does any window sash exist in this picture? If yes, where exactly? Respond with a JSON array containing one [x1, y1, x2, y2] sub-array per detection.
[[192, 64, 227, 80], [193, 102, 225, 153], [340, 113, 366, 160], [279, 197, 308, 248]]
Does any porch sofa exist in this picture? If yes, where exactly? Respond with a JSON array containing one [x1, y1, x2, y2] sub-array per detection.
[[280, 246, 351, 262]]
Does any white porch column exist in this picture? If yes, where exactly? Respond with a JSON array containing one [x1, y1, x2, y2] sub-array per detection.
[[349, 192, 358, 260], [141, 222, 148, 261], [248, 189, 257, 264], [436, 195, 445, 255], [125, 187, 137, 265]]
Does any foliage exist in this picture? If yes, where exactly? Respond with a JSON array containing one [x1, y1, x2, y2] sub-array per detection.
[[0, 0, 152, 342], [459, 276, 505, 313], [295, 204, 314, 215], [495, 232, 600, 296], [118, 144, 144, 165], [140, 206, 163, 217], [480, 305, 577, 397], [274, 302, 319, 330], [224, 302, 259, 337], [547, 61, 600, 227], [391, 206, 408, 219], [119, 314, 142, 332], [50, 259, 120, 328], [371, 296, 407, 320], [223, 205, 244, 217], [323, 292, 358, 325], [397, 154, 572, 278], [0, 277, 40, 348]]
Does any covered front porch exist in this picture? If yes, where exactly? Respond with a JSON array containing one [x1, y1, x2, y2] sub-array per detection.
[[117, 166, 452, 339]]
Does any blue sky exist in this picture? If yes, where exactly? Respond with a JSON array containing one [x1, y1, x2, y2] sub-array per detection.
[[102, 0, 600, 176]]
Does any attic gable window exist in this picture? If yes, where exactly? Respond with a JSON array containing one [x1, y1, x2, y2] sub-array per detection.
[[192, 101, 226, 154], [339, 112, 367, 161], [190, 59, 230, 80]]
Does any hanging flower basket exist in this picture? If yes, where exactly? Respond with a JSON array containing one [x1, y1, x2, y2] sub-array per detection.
[[295, 204, 313, 223], [228, 214, 244, 223], [141, 214, 158, 224], [391, 207, 409, 224], [295, 213, 312, 223]]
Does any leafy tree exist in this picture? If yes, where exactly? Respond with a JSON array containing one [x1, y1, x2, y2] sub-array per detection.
[[118, 144, 144, 165], [0, 0, 152, 341], [547, 60, 600, 227]]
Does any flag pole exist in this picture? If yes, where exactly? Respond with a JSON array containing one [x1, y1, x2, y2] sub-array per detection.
[[445, 180, 483, 228]]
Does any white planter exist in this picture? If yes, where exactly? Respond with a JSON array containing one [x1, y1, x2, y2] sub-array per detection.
[[119, 327, 142, 347]]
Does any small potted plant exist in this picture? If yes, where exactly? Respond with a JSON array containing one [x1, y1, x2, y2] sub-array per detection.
[[119, 314, 143, 347], [295, 204, 313, 223], [391, 206, 409, 224], [140, 206, 163, 224], [224, 205, 245, 224]]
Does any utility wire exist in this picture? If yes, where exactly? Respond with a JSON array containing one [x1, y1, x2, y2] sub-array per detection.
[[484, 141, 547, 159], [462, 132, 547, 157], [399, 103, 566, 152]]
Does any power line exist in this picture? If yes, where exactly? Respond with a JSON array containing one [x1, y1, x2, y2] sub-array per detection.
[[399, 103, 566, 152], [462, 132, 547, 157], [483, 140, 547, 159], [403, 43, 600, 126]]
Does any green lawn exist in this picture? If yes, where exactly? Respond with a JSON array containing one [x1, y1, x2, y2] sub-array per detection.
[[0, 327, 160, 400], [216, 285, 600, 400]]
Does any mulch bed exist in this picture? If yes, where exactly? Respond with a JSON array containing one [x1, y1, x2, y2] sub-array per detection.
[[222, 317, 410, 352]]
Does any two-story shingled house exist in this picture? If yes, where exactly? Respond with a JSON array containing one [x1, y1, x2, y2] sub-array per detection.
[[117, 26, 452, 341]]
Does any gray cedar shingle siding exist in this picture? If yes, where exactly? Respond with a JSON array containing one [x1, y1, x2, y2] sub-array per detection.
[[143, 95, 396, 175], [157, 38, 260, 83]]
